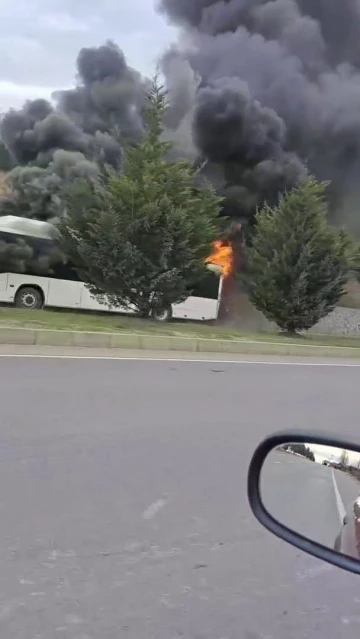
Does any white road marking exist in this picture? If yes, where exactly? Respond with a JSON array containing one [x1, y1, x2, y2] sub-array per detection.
[[332, 469, 346, 523], [0, 353, 360, 366], [142, 499, 167, 520]]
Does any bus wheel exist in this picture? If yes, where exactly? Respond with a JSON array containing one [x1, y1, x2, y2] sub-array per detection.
[[15, 287, 43, 310], [151, 305, 172, 322]]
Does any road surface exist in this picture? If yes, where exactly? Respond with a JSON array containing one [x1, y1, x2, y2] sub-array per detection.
[[261, 451, 360, 549], [1, 351, 360, 638]]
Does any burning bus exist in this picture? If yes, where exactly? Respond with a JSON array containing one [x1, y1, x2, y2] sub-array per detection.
[[0, 215, 234, 322]]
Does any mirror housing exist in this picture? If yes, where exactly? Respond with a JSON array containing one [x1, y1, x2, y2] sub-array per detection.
[[247, 430, 360, 575]]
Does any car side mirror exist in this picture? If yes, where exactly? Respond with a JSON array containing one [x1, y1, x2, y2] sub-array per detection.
[[247, 430, 360, 575]]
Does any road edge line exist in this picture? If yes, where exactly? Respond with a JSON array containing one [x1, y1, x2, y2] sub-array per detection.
[[332, 469, 346, 523]]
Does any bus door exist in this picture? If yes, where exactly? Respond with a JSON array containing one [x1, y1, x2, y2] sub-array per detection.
[[0, 273, 8, 293]]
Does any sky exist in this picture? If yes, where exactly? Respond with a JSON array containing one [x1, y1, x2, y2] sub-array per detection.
[[308, 444, 360, 466], [0, 0, 176, 111]]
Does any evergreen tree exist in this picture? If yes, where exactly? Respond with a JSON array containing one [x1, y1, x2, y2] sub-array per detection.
[[60, 80, 222, 318], [245, 177, 349, 334]]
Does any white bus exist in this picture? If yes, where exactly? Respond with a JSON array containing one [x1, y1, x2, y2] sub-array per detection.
[[0, 215, 224, 322]]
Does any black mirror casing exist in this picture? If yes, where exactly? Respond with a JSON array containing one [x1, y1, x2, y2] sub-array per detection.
[[247, 429, 360, 575]]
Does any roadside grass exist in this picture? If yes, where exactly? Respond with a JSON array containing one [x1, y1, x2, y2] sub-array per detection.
[[0, 306, 360, 349]]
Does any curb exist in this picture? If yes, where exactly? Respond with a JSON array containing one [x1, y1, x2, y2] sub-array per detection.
[[1, 327, 360, 358]]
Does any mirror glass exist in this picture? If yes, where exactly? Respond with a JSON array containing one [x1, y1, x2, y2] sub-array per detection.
[[260, 442, 360, 561]]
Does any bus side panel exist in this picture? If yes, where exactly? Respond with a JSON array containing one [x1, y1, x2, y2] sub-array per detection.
[[172, 297, 218, 321], [79, 286, 135, 315], [172, 275, 222, 321], [0, 273, 10, 302], [46, 279, 82, 309]]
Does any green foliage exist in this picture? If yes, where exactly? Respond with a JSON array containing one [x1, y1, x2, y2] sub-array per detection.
[[244, 177, 349, 333], [59, 80, 222, 317]]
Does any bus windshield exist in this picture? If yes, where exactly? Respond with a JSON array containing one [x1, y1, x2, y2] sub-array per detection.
[[188, 270, 221, 300]]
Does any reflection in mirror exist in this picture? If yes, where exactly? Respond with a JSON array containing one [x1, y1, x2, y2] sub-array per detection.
[[260, 442, 360, 561]]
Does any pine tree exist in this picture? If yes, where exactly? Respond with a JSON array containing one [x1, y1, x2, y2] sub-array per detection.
[[59, 79, 222, 318], [245, 177, 349, 334]]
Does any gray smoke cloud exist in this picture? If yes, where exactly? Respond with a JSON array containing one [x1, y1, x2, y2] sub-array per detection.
[[2, 3, 360, 229], [159, 0, 360, 227], [0, 40, 148, 222]]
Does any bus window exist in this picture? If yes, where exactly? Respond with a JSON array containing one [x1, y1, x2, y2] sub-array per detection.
[[188, 271, 220, 300], [51, 260, 81, 281], [0, 229, 81, 281]]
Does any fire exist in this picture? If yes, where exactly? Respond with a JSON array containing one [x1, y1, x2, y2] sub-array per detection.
[[206, 240, 234, 277]]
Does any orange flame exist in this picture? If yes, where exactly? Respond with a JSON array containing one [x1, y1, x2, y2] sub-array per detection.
[[206, 240, 234, 277]]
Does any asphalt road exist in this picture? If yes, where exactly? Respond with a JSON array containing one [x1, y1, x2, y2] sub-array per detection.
[[1, 353, 360, 638], [261, 451, 360, 549]]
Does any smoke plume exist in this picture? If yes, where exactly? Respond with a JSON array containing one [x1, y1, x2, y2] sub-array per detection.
[[159, 0, 360, 229], [0, 41, 148, 221], [2, 3, 360, 229]]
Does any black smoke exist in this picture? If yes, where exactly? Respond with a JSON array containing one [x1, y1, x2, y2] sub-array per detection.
[[159, 0, 360, 229], [2, 4, 360, 230], [0, 41, 148, 222]]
